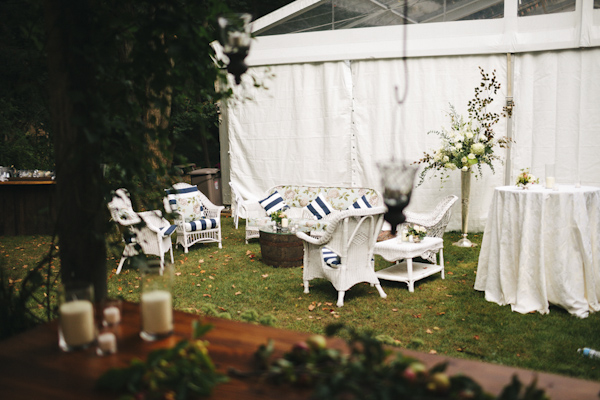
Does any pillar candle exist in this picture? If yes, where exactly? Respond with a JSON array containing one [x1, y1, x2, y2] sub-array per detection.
[[97, 332, 117, 354], [141, 290, 173, 335], [103, 306, 121, 325], [59, 300, 95, 347], [546, 176, 555, 189], [281, 218, 289, 228]]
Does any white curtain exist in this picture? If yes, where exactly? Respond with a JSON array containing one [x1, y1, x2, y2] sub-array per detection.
[[227, 48, 600, 232]]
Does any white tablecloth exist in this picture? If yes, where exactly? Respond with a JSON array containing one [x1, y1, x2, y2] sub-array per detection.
[[474, 185, 600, 318]]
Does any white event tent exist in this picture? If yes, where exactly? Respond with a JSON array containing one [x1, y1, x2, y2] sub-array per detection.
[[219, 0, 600, 232]]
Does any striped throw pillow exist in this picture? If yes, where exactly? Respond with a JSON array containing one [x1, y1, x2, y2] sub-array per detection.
[[259, 190, 288, 215], [322, 247, 340, 267], [306, 194, 334, 220], [350, 194, 372, 210]]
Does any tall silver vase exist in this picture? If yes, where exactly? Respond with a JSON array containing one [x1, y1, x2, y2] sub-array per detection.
[[453, 171, 477, 247]]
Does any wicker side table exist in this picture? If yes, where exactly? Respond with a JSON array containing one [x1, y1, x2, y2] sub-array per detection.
[[374, 237, 444, 292]]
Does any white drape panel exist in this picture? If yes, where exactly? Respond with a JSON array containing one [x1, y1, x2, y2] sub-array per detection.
[[512, 48, 600, 189], [227, 49, 600, 232], [228, 62, 353, 201]]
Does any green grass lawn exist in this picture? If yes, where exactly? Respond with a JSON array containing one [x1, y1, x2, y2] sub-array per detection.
[[2, 215, 600, 383]]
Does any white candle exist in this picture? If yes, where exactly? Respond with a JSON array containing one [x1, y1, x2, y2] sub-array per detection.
[[546, 176, 555, 189], [98, 332, 117, 354], [59, 300, 95, 347], [141, 290, 173, 335], [103, 306, 121, 325], [281, 218, 289, 228]]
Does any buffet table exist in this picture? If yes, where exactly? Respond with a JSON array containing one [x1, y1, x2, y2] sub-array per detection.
[[475, 185, 600, 318], [0, 179, 57, 235], [1, 301, 600, 399]]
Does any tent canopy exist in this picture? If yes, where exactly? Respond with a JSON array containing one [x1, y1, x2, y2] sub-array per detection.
[[220, 0, 600, 232]]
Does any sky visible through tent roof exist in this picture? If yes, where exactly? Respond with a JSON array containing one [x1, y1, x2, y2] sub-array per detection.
[[257, 0, 576, 36]]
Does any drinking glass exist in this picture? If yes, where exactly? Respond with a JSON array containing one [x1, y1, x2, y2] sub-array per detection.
[[58, 282, 96, 352], [140, 261, 173, 341]]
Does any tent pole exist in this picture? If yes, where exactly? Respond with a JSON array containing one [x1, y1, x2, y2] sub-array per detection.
[[504, 52, 515, 186]]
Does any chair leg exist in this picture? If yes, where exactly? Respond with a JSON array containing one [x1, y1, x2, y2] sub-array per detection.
[[336, 291, 345, 307], [303, 280, 310, 294], [375, 284, 387, 299], [169, 246, 174, 264], [116, 256, 127, 274]]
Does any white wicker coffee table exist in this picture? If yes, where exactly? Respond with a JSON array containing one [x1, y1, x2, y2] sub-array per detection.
[[374, 237, 444, 292]]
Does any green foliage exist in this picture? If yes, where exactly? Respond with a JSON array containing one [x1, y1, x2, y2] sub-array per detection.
[[96, 320, 228, 400], [246, 324, 548, 399]]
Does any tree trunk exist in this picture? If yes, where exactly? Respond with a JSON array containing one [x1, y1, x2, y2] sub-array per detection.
[[44, 0, 107, 300]]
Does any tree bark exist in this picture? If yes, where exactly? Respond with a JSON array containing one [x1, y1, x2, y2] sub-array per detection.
[[44, 0, 107, 300]]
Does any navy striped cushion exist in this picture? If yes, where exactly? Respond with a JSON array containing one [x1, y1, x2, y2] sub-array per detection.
[[350, 194, 372, 209], [184, 218, 218, 232], [306, 194, 334, 220], [322, 247, 340, 267], [159, 224, 177, 237], [259, 190, 288, 215]]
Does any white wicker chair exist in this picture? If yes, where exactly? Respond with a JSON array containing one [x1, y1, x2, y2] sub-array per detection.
[[108, 189, 176, 274], [164, 182, 224, 253], [296, 206, 387, 307], [404, 195, 458, 263], [229, 181, 250, 230]]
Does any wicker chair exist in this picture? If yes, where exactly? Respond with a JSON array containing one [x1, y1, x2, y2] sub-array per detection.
[[164, 182, 224, 253], [296, 206, 387, 307], [107, 189, 176, 274], [229, 181, 250, 230], [404, 195, 458, 263]]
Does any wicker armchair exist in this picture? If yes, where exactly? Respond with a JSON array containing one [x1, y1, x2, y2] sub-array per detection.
[[164, 182, 224, 253], [229, 181, 250, 230], [296, 206, 387, 307], [404, 195, 458, 263], [108, 189, 176, 274]]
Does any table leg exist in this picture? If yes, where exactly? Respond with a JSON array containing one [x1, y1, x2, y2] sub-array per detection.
[[407, 258, 414, 292]]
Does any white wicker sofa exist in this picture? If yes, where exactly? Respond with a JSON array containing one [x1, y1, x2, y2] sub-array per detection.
[[244, 185, 383, 243]]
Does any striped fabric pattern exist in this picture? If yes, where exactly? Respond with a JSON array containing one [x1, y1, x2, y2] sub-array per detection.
[[306, 194, 334, 220], [322, 247, 340, 267], [184, 218, 219, 232], [351, 194, 372, 209], [259, 190, 288, 214], [159, 224, 177, 237]]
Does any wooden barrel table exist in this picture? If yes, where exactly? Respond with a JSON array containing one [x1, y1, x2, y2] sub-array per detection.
[[259, 227, 305, 268]]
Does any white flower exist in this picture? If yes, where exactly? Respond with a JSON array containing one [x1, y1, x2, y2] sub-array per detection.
[[443, 155, 449, 162], [445, 163, 457, 170], [461, 156, 468, 164], [471, 142, 485, 155], [466, 132, 474, 139], [456, 142, 463, 150], [462, 166, 468, 171], [468, 153, 476, 160]]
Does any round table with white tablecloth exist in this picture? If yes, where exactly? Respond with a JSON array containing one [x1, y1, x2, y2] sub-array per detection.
[[474, 185, 600, 318]]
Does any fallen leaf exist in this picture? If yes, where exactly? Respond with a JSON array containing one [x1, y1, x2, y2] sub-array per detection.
[[296, 318, 302, 320], [209, 276, 215, 280], [433, 326, 440, 330], [474, 335, 480, 340], [392, 308, 398, 312], [203, 294, 211, 297], [437, 312, 446, 315], [234, 291, 242, 295], [308, 304, 315, 311], [447, 271, 454, 275], [412, 314, 422, 318], [245, 250, 252, 255], [261, 274, 269, 278], [232, 284, 236, 288], [426, 329, 433, 334], [445, 294, 453, 297], [429, 349, 437, 354], [219, 307, 227, 311], [175, 272, 182, 276]]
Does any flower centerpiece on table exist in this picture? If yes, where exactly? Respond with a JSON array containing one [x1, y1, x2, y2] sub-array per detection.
[[270, 209, 287, 226], [406, 224, 427, 242], [515, 168, 539, 188], [417, 67, 511, 185]]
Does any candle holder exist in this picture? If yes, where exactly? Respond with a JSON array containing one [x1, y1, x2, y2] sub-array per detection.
[[377, 160, 419, 235], [140, 260, 174, 341], [218, 13, 252, 85], [545, 163, 555, 189], [58, 282, 96, 352]]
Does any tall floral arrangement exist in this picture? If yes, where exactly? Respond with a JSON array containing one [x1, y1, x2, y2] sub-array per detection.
[[417, 68, 511, 185]]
